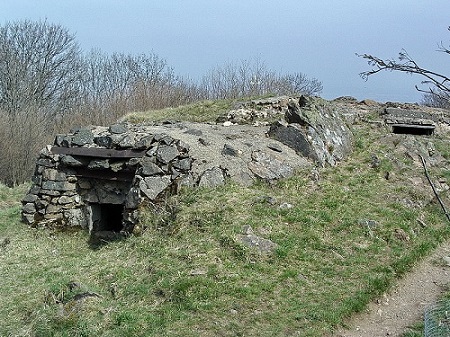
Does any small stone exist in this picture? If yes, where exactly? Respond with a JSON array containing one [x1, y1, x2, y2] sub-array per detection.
[[279, 202, 293, 209], [442, 256, 450, 267], [223, 121, 233, 127], [139, 176, 171, 200], [198, 167, 225, 187], [173, 158, 193, 171], [156, 145, 179, 164], [71, 129, 94, 146], [22, 203, 36, 214], [358, 219, 379, 228], [267, 143, 283, 153], [118, 133, 135, 148], [393, 228, 410, 241], [222, 144, 239, 156], [135, 135, 154, 149], [94, 136, 113, 148], [88, 159, 109, 170], [61, 155, 86, 167], [22, 194, 38, 203], [138, 157, 163, 176], [109, 124, 128, 134]]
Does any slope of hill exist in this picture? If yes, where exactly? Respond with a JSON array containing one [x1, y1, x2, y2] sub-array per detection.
[[2, 96, 450, 336]]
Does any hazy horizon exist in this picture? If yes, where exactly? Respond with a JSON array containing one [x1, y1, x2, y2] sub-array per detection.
[[1, 1, 449, 103]]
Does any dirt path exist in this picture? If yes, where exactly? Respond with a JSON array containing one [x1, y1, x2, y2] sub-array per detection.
[[334, 242, 450, 337]]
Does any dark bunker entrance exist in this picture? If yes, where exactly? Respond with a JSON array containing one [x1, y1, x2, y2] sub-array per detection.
[[392, 124, 435, 136], [88, 203, 125, 233]]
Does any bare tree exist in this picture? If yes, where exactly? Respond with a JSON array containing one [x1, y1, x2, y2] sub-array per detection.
[[0, 20, 82, 185], [0, 20, 82, 124], [358, 26, 450, 105]]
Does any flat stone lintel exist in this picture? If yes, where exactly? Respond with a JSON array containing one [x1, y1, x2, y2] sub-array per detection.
[[51, 146, 146, 158], [390, 123, 435, 130]]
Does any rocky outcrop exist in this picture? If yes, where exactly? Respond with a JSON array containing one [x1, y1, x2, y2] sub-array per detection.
[[218, 95, 353, 167], [267, 96, 353, 166]]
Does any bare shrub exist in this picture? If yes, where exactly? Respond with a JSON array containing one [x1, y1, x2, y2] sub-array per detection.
[[201, 58, 322, 99]]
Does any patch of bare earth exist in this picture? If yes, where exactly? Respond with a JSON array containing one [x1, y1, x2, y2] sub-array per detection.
[[333, 241, 450, 337]]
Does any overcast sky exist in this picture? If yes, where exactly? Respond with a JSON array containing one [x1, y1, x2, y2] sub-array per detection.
[[1, 1, 449, 103]]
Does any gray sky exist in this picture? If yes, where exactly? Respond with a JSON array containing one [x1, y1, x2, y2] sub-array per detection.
[[1, 1, 449, 102]]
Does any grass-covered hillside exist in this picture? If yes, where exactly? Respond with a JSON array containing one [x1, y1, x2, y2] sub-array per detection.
[[1, 98, 450, 336]]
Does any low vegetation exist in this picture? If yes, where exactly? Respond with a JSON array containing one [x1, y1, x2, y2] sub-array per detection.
[[1, 103, 450, 336]]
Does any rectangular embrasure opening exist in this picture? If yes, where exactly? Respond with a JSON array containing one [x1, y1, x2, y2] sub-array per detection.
[[392, 124, 434, 136]]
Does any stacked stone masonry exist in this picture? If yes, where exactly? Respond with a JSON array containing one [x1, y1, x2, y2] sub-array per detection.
[[22, 123, 193, 232]]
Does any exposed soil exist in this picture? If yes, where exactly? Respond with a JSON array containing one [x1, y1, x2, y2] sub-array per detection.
[[333, 241, 450, 337]]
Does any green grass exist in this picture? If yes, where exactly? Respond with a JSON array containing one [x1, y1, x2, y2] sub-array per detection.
[[1, 104, 450, 336], [122, 98, 240, 124]]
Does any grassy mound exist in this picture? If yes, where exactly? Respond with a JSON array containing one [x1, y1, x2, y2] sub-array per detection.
[[1, 101, 450, 336]]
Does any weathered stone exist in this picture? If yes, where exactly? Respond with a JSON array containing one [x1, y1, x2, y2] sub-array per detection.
[[222, 144, 239, 156], [88, 159, 110, 170], [110, 161, 125, 172], [173, 158, 193, 171], [28, 185, 41, 194], [63, 209, 86, 228], [94, 136, 113, 148], [22, 203, 36, 214], [237, 225, 278, 254], [127, 158, 141, 167], [125, 187, 141, 209], [118, 133, 135, 148], [46, 204, 61, 214], [58, 196, 74, 204], [42, 181, 76, 192], [135, 135, 154, 149], [198, 167, 225, 187], [54, 134, 71, 147], [22, 194, 38, 203], [248, 150, 293, 180], [61, 155, 86, 167], [267, 143, 283, 153], [43, 213, 63, 221], [77, 180, 91, 189], [36, 158, 55, 168], [22, 213, 36, 225], [72, 129, 94, 146], [40, 189, 61, 196], [138, 157, 163, 176], [145, 146, 157, 157], [109, 124, 128, 134], [268, 122, 316, 160], [139, 176, 171, 200], [42, 169, 67, 181], [175, 139, 190, 153], [35, 199, 49, 210], [160, 135, 174, 145], [156, 145, 179, 164], [184, 128, 203, 136]]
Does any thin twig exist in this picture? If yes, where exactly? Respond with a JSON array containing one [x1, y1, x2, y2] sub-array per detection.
[[419, 155, 450, 222]]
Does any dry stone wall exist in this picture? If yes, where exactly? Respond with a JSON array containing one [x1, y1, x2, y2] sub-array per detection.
[[21, 124, 193, 232]]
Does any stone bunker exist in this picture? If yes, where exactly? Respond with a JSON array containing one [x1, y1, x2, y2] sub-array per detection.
[[383, 107, 436, 135], [21, 125, 194, 233], [21, 96, 353, 234]]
